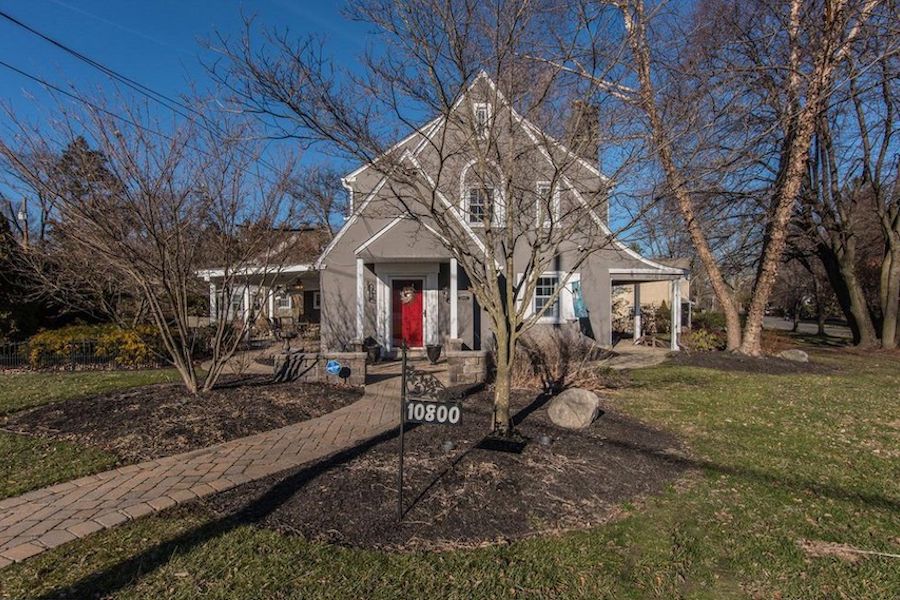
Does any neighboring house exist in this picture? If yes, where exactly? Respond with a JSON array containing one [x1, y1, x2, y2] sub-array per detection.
[[197, 227, 327, 328], [614, 258, 692, 336], [201, 72, 688, 352]]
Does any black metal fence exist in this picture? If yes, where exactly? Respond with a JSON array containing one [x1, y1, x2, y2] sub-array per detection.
[[0, 340, 168, 371]]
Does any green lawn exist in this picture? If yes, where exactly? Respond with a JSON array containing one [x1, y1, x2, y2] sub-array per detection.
[[1, 352, 898, 598], [0, 369, 178, 415], [0, 369, 177, 501]]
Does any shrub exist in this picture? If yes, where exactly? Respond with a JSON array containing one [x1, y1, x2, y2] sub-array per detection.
[[693, 311, 727, 332], [28, 324, 161, 369], [511, 328, 623, 393], [681, 328, 726, 352]]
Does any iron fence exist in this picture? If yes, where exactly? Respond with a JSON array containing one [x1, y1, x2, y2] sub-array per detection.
[[0, 340, 168, 371]]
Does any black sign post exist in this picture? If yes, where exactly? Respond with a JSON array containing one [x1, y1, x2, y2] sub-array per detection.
[[398, 343, 407, 522], [397, 342, 460, 522]]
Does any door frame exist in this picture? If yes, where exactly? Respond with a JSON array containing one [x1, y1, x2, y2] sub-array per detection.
[[389, 277, 426, 349], [375, 263, 439, 351]]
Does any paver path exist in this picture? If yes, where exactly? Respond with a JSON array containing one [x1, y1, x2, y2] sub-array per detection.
[[0, 375, 401, 568]]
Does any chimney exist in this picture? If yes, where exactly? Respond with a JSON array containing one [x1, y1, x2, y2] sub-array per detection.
[[565, 100, 600, 165]]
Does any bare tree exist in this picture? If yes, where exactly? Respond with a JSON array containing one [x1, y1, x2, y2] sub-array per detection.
[[209, 1, 648, 433], [551, 0, 880, 354], [0, 97, 300, 392], [289, 166, 347, 238]]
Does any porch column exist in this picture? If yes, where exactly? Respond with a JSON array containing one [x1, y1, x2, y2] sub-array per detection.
[[670, 279, 680, 351], [209, 282, 217, 322], [242, 285, 251, 323], [633, 283, 641, 343], [356, 258, 364, 342], [450, 258, 459, 341]]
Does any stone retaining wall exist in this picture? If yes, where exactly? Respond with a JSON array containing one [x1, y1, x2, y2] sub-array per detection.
[[274, 351, 366, 386], [446, 350, 490, 385]]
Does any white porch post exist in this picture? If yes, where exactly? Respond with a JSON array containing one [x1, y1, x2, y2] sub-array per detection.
[[450, 258, 459, 341], [267, 286, 275, 319], [209, 282, 217, 322], [670, 279, 680, 351], [356, 258, 364, 342], [242, 285, 251, 323], [633, 283, 642, 343]]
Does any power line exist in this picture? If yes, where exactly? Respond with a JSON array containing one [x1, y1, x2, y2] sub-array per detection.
[[0, 8, 285, 177], [0, 58, 283, 189]]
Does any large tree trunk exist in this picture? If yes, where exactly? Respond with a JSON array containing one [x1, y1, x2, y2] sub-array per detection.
[[622, 1, 743, 350], [880, 244, 900, 350], [817, 245, 860, 343], [839, 243, 880, 347]]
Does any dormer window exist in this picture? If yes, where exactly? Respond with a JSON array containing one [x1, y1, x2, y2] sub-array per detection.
[[474, 103, 490, 138]]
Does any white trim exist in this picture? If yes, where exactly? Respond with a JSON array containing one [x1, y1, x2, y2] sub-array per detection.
[[313, 290, 321, 310], [356, 258, 365, 342], [196, 263, 314, 280], [450, 258, 458, 340], [519, 270, 581, 324], [402, 152, 501, 268], [355, 217, 405, 255], [608, 267, 685, 276], [633, 283, 642, 343], [670, 280, 680, 351], [374, 263, 439, 350]]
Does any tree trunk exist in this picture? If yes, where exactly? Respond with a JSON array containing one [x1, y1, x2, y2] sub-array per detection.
[[880, 245, 900, 350], [792, 304, 801, 332], [839, 245, 879, 347], [492, 335, 513, 434], [813, 277, 827, 336], [817, 245, 861, 342], [622, 1, 743, 350]]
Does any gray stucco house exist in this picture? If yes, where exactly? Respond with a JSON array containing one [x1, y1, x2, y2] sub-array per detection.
[[203, 73, 687, 353]]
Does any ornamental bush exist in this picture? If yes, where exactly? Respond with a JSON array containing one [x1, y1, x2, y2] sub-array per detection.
[[27, 324, 161, 369]]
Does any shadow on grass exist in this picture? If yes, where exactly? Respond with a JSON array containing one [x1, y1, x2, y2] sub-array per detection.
[[36, 425, 404, 600], [37, 387, 898, 598]]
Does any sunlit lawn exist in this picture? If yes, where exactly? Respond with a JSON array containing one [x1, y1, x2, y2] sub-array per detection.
[[0, 369, 178, 500], [0, 352, 898, 598]]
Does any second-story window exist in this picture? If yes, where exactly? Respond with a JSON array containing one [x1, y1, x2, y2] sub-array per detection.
[[536, 181, 560, 228], [468, 187, 491, 224]]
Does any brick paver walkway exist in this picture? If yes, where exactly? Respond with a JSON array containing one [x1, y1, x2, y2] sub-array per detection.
[[0, 375, 403, 568]]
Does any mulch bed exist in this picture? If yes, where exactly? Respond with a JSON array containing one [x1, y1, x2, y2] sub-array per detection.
[[3, 377, 363, 463], [668, 350, 834, 374], [201, 389, 689, 551]]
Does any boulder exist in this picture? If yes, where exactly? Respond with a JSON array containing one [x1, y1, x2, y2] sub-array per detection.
[[547, 388, 601, 429], [778, 349, 809, 363]]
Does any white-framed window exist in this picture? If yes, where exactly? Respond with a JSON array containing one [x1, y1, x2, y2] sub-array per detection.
[[536, 181, 561, 228], [534, 275, 560, 321], [276, 293, 292, 310], [467, 187, 490, 224], [312, 291, 321, 310], [473, 102, 490, 138]]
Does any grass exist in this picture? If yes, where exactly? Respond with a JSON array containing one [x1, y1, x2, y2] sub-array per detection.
[[0, 369, 178, 415], [0, 369, 177, 501], [1, 350, 898, 598]]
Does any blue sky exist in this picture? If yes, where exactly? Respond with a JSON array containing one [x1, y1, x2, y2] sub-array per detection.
[[0, 0, 370, 171]]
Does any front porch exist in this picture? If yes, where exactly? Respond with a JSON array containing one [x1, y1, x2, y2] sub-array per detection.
[[610, 269, 689, 351]]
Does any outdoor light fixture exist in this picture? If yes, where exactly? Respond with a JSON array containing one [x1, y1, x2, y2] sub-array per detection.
[[441, 286, 450, 303]]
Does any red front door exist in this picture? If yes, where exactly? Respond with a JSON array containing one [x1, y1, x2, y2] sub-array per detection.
[[391, 279, 424, 347]]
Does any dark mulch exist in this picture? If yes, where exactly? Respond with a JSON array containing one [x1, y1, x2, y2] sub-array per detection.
[[668, 350, 834, 374], [202, 389, 689, 551], [3, 377, 363, 463]]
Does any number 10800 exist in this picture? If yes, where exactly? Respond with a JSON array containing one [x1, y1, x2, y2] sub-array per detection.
[[405, 400, 461, 425]]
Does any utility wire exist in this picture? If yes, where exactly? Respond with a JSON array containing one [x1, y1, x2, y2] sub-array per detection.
[[0, 58, 283, 189], [0, 8, 285, 177]]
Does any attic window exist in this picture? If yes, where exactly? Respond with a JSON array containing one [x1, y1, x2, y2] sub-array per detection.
[[536, 181, 560, 227], [474, 103, 490, 138]]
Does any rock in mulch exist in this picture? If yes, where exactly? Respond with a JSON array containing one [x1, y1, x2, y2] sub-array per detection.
[[547, 387, 601, 429], [778, 349, 809, 363]]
